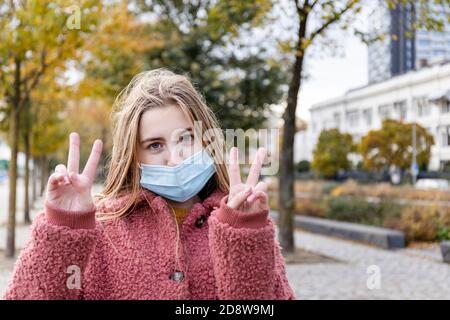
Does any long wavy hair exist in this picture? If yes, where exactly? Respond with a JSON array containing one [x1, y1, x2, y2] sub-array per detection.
[[94, 68, 230, 220]]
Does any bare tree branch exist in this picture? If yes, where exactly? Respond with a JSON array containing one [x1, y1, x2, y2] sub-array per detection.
[[20, 46, 47, 87], [310, 0, 320, 9], [308, 0, 359, 41], [23, 48, 64, 99]]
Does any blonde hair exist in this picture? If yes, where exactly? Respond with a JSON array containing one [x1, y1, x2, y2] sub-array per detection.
[[95, 68, 230, 220]]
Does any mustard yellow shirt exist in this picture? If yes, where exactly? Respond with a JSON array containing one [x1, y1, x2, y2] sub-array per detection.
[[172, 207, 189, 226]]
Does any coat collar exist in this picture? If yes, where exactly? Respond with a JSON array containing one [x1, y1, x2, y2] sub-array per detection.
[[141, 187, 227, 215], [97, 187, 227, 218]]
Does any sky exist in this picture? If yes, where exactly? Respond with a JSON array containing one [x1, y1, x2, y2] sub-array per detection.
[[64, 0, 373, 125], [298, 35, 369, 121], [264, 0, 375, 123]]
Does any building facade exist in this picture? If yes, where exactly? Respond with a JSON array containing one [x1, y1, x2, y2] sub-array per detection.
[[368, 1, 450, 84], [298, 62, 450, 171]]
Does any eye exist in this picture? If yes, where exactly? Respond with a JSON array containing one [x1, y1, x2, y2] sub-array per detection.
[[179, 133, 194, 144], [147, 142, 163, 151]]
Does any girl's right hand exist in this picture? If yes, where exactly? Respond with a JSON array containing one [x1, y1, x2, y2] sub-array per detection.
[[46, 132, 103, 212]]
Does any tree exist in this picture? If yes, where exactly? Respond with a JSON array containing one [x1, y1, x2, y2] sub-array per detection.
[[312, 129, 355, 178], [134, 0, 288, 130], [360, 119, 434, 172], [72, 2, 160, 174], [29, 69, 72, 194], [78, 2, 161, 102], [296, 159, 311, 173], [0, 0, 103, 257], [276, 0, 450, 253]]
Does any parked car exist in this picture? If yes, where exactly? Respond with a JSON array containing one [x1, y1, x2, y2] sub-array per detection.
[[415, 178, 450, 190]]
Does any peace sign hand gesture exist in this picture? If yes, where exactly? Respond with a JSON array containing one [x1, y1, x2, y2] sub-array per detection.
[[226, 147, 269, 213], [46, 132, 103, 212]]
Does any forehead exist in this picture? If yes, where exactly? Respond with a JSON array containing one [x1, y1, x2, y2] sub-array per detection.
[[139, 104, 192, 140]]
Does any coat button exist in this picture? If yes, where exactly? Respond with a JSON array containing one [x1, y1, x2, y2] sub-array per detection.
[[195, 215, 206, 228], [170, 270, 184, 282]]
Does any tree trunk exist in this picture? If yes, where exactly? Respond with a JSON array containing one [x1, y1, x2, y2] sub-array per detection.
[[278, 12, 308, 253], [6, 57, 21, 258], [40, 155, 47, 197], [44, 156, 49, 192], [23, 100, 31, 224], [32, 156, 37, 205]]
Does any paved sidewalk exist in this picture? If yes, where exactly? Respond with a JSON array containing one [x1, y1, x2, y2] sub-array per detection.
[[285, 230, 450, 299]]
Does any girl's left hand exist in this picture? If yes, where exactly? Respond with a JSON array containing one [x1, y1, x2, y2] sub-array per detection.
[[226, 147, 269, 213]]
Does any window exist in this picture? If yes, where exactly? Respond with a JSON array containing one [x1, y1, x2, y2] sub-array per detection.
[[362, 108, 372, 126], [346, 110, 359, 127], [394, 100, 407, 120], [333, 112, 341, 128], [418, 39, 431, 47], [378, 104, 391, 119], [440, 125, 450, 147], [441, 100, 450, 114], [414, 97, 430, 117]]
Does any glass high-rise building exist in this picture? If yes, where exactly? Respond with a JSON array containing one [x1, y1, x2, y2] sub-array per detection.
[[368, 2, 450, 84]]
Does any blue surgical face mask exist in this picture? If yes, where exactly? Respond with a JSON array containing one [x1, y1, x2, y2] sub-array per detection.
[[139, 148, 216, 202]]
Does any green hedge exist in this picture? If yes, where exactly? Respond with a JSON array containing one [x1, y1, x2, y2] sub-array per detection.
[[324, 196, 402, 227]]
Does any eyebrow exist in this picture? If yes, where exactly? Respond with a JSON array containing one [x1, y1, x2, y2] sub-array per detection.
[[140, 127, 193, 145]]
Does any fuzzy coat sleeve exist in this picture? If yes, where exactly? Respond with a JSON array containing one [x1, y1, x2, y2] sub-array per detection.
[[3, 201, 98, 300], [208, 195, 296, 300]]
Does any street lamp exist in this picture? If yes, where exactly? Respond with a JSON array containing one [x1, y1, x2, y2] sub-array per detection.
[[411, 121, 418, 185]]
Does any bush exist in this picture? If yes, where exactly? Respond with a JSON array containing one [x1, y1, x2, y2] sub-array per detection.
[[324, 196, 450, 243], [295, 198, 326, 218], [331, 180, 362, 197], [324, 196, 403, 227], [376, 200, 403, 226], [271, 179, 450, 244], [292, 180, 340, 196], [320, 182, 339, 195], [331, 179, 450, 202], [397, 205, 450, 242], [437, 224, 450, 241], [312, 129, 355, 179], [325, 197, 377, 225], [296, 160, 311, 173], [294, 180, 324, 196]]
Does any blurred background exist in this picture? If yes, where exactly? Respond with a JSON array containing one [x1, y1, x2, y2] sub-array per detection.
[[0, 0, 450, 299]]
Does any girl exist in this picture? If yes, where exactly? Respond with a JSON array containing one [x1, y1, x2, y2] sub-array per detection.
[[4, 69, 295, 300]]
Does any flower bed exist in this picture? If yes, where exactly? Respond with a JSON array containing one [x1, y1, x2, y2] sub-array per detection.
[[268, 179, 450, 244]]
